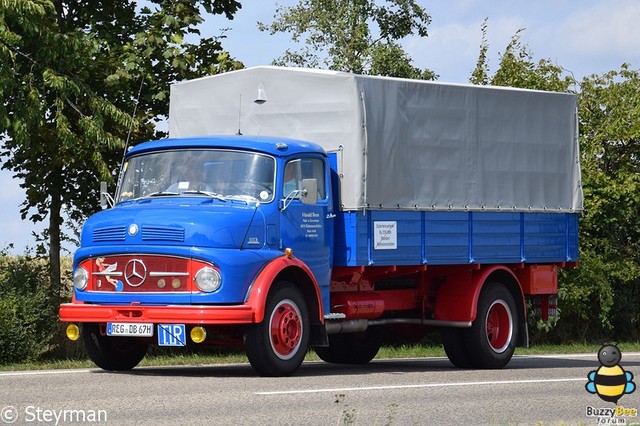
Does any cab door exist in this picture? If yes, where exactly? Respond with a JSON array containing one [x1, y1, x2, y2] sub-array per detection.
[[279, 156, 334, 313]]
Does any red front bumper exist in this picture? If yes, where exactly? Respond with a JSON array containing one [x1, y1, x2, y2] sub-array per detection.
[[59, 303, 256, 325]]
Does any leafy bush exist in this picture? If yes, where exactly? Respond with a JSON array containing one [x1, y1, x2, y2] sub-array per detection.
[[0, 249, 68, 364]]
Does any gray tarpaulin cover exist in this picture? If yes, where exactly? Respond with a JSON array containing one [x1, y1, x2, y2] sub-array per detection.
[[169, 66, 583, 213]]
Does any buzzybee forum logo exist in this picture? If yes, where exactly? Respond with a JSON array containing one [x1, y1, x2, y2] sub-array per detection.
[[586, 345, 635, 403], [585, 344, 637, 422]]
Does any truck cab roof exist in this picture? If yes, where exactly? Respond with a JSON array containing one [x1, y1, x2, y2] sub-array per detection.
[[126, 135, 327, 159]]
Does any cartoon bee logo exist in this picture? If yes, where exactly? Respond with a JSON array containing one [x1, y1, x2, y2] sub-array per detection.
[[586, 344, 636, 403]]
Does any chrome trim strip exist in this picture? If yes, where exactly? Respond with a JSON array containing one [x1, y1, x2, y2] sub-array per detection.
[[149, 272, 190, 277]]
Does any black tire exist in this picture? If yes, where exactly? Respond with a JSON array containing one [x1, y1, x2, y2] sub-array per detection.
[[82, 323, 148, 371], [315, 328, 381, 364], [464, 282, 518, 369], [245, 282, 310, 376], [442, 328, 473, 368]]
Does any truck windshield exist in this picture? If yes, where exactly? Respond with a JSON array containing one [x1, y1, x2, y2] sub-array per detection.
[[116, 149, 276, 203]]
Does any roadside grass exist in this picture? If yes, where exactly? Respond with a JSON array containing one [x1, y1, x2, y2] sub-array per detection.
[[3, 342, 640, 372]]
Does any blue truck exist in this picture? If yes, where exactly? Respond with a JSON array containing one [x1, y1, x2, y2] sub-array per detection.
[[60, 67, 582, 376]]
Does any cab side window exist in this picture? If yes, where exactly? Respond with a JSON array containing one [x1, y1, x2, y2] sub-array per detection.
[[301, 158, 326, 200], [283, 160, 302, 197], [283, 158, 326, 200]]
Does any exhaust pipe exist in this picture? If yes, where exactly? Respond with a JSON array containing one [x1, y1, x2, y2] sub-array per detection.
[[325, 318, 471, 334]]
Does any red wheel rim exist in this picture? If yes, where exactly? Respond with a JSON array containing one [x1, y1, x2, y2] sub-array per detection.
[[485, 299, 513, 353], [269, 299, 302, 360]]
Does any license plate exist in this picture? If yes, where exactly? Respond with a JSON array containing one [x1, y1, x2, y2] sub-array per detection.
[[107, 322, 154, 337], [157, 324, 186, 347]]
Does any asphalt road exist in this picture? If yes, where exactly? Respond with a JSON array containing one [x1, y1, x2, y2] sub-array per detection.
[[1, 353, 639, 425]]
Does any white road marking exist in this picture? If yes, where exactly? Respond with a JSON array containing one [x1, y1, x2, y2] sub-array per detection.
[[255, 377, 587, 395], [516, 352, 640, 359], [0, 369, 91, 377]]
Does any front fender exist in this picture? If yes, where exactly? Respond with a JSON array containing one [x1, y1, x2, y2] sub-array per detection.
[[245, 255, 324, 324]]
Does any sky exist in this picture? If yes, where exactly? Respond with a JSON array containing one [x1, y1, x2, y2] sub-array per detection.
[[2, 0, 640, 254]]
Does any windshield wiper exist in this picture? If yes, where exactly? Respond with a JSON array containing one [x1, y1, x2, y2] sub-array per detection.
[[145, 191, 180, 198], [182, 190, 227, 201], [226, 194, 260, 204]]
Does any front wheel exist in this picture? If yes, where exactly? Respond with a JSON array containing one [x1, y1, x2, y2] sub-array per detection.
[[245, 282, 310, 376], [82, 323, 148, 371], [464, 282, 518, 369]]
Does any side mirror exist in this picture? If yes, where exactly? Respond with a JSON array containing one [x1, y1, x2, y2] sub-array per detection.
[[99, 181, 114, 209], [301, 178, 318, 205]]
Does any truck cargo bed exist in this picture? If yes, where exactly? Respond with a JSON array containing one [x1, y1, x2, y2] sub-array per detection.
[[334, 210, 578, 267]]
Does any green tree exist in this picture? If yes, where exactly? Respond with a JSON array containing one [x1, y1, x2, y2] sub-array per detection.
[[0, 0, 242, 298], [469, 18, 489, 85], [469, 27, 574, 92], [259, 0, 436, 79], [568, 65, 640, 339]]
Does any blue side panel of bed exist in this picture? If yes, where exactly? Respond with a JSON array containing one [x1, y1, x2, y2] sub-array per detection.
[[333, 210, 579, 267]]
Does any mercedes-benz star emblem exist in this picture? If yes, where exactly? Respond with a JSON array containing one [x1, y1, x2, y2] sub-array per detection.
[[124, 259, 147, 287], [128, 223, 139, 237]]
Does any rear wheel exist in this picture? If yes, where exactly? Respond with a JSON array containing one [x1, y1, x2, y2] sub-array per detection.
[[442, 328, 473, 368], [315, 328, 381, 364], [82, 323, 148, 371], [464, 282, 518, 369], [245, 282, 309, 376]]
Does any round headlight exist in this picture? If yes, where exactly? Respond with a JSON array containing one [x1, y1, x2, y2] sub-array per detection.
[[194, 267, 221, 292], [73, 267, 89, 291]]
